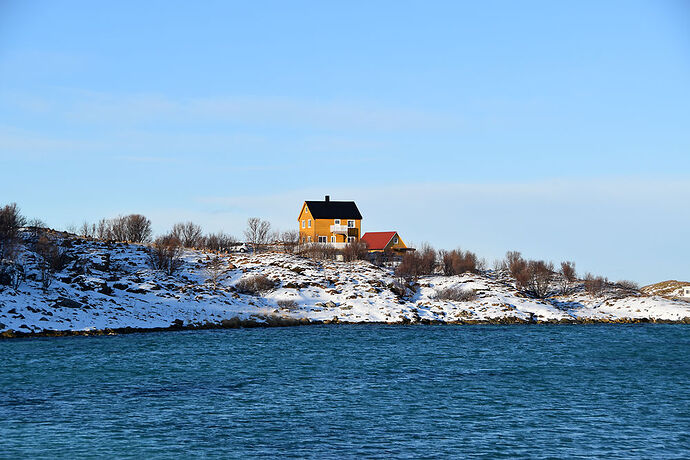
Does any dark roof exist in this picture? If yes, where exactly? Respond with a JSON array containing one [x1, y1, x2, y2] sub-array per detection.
[[305, 200, 362, 219]]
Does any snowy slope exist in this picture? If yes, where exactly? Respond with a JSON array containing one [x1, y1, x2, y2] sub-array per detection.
[[1, 234, 689, 335]]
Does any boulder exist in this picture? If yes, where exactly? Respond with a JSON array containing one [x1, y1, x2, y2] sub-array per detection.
[[53, 297, 82, 309]]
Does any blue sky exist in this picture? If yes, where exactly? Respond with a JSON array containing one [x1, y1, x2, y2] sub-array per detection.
[[1, 0, 689, 284]]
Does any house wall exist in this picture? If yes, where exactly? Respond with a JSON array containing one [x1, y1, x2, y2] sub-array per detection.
[[298, 203, 361, 243], [385, 234, 408, 251]]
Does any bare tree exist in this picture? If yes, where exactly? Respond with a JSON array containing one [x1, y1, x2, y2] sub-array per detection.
[[280, 230, 300, 253], [204, 232, 237, 252], [205, 256, 225, 290], [148, 234, 184, 275], [0, 203, 26, 260], [96, 218, 112, 240], [438, 249, 478, 275], [244, 217, 271, 252], [171, 221, 204, 248], [109, 216, 128, 241], [560, 261, 577, 294], [123, 214, 152, 243], [79, 221, 95, 238], [584, 273, 607, 297], [527, 260, 554, 298]]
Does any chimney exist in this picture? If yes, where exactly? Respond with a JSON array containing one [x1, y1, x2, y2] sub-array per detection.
[[325, 195, 330, 202]]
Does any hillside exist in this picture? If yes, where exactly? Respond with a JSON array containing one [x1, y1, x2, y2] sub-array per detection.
[[641, 280, 690, 298], [2, 232, 690, 337]]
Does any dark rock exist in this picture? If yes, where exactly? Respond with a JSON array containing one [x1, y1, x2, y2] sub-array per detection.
[[113, 283, 128, 290], [54, 297, 82, 309]]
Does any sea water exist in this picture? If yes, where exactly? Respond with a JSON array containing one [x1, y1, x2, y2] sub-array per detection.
[[1, 325, 688, 458]]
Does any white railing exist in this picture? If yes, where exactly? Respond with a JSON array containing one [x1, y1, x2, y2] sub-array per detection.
[[330, 224, 349, 233]]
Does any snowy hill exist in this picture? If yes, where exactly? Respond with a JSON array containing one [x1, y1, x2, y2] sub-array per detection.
[[2, 232, 690, 337], [641, 280, 690, 299]]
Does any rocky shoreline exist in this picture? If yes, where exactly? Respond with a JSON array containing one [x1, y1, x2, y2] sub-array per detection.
[[2, 314, 689, 339]]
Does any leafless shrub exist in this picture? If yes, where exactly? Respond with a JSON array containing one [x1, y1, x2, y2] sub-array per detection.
[[527, 260, 554, 298], [0, 260, 24, 290], [615, 280, 639, 293], [34, 235, 70, 272], [95, 218, 112, 240], [395, 243, 437, 280], [277, 299, 299, 310], [148, 234, 184, 275], [244, 217, 272, 252], [172, 221, 204, 248], [504, 252, 555, 298], [505, 251, 527, 280], [235, 274, 276, 295], [123, 214, 152, 243], [298, 244, 339, 260], [203, 232, 237, 252], [434, 286, 478, 302], [79, 221, 96, 238], [343, 241, 368, 262], [205, 256, 226, 290], [94, 214, 152, 243], [279, 230, 300, 253], [584, 273, 607, 297], [0, 203, 26, 260], [439, 249, 478, 275], [560, 261, 577, 294]]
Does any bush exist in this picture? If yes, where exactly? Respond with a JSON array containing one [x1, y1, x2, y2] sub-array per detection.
[[615, 280, 639, 293], [504, 252, 554, 298], [584, 273, 607, 297], [343, 241, 368, 262], [0, 203, 26, 260], [235, 274, 276, 295], [560, 261, 577, 294], [148, 234, 184, 275], [299, 244, 339, 260], [34, 235, 70, 272], [434, 286, 477, 302], [439, 249, 478, 275], [0, 260, 24, 290], [395, 243, 436, 280], [203, 232, 237, 252], [172, 222, 204, 248], [94, 214, 152, 243], [277, 299, 299, 310]]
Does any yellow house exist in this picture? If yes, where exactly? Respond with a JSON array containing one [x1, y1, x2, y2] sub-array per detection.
[[298, 196, 362, 246]]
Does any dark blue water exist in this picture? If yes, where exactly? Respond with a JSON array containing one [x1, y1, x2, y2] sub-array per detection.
[[1, 325, 689, 459]]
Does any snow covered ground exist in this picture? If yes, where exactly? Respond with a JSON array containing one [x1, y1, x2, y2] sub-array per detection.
[[1, 233, 689, 336]]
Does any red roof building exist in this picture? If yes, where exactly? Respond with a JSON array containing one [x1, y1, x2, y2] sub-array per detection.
[[361, 231, 411, 253]]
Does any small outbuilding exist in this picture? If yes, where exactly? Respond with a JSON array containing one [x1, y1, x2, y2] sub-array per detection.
[[361, 231, 413, 254]]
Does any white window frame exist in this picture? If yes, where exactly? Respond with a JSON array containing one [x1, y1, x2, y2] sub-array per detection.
[[302, 220, 305, 228], [347, 220, 355, 228], [308, 219, 311, 228], [331, 236, 336, 243], [393, 236, 398, 244], [318, 236, 327, 243], [307, 236, 312, 242], [334, 219, 340, 225], [347, 236, 356, 243]]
